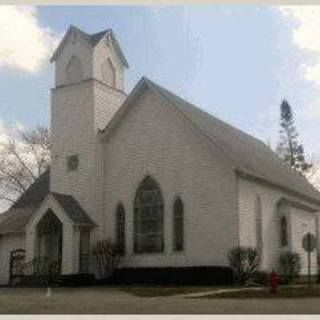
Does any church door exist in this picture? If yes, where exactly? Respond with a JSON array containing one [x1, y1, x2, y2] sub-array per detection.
[[36, 210, 63, 269]]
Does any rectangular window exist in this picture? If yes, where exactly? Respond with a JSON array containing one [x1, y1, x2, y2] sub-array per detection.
[[67, 155, 79, 172], [79, 229, 90, 273], [116, 205, 125, 256], [173, 199, 184, 251], [173, 217, 183, 251]]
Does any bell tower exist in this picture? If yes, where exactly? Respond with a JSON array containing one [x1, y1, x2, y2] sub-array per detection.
[[49, 26, 128, 227], [51, 25, 128, 89]]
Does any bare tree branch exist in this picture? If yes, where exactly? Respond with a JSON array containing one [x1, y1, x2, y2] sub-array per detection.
[[0, 193, 17, 205], [0, 125, 51, 211], [6, 139, 37, 182]]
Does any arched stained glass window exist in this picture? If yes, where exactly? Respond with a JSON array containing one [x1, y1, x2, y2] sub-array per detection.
[[116, 203, 125, 255], [173, 198, 184, 251], [134, 176, 164, 253]]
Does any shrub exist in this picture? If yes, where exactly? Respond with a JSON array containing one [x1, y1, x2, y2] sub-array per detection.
[[279, 251, 301, 284], [253, 270, 269, 286], [109, 266, 234, 285], [228, 246, 260, 285], [92, 238, 121, 279]]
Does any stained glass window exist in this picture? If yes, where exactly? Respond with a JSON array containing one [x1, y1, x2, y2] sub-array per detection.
[[134, 176, 164, 253]]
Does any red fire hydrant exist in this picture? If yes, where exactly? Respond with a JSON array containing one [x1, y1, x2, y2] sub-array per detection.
[[269, 270, 280, 294]]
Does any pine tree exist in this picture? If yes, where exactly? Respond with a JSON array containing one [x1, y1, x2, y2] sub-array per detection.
[[276, 99, 312, 174]]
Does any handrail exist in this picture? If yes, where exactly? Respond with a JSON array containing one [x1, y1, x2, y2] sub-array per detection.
[[21, 257, 61, 279]]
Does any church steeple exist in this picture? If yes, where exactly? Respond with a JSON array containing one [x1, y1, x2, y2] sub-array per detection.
[[50, 26, 128, 223], [50, 25, 128, 91]]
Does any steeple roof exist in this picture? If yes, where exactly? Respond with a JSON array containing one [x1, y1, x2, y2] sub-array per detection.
[[50, 25, 129, 68]]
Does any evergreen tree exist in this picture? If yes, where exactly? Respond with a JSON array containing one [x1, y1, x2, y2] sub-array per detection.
[[276, 99, 312, 174]]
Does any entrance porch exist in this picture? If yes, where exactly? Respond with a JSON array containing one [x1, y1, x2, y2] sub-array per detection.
[[25, 193, 95, 277]]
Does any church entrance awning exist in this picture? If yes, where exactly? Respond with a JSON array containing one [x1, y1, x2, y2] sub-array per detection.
[[25, 193, 95, 275]]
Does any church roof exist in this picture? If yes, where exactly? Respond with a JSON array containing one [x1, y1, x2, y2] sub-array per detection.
[[1, 78, 319, 233], [50, 25, 129, 68], [0, 170, 50, 233], [90, 29, 112, 45], [102, 77, 320, 205], [50, 193, 94, 225], [0, 170, 94, 233], [11, 169, 50, 210]]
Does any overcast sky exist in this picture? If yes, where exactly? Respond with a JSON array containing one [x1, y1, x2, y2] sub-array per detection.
[[0, 5, 320, 157]]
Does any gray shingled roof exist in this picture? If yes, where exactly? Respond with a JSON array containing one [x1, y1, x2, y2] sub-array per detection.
[[50, 26, 129, 67], [51, 193, 94, 225], [143, 78, 320, 204], [11, 170, 50, 209], [0, 170, 94, 233], [0, 170, 50, 233], [1, 76, 319, 232], [90, 29, 112, 45]]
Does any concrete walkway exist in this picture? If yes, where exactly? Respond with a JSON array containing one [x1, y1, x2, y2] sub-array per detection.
[[177, 283, 310, 298], [177, 286, 264, 298]]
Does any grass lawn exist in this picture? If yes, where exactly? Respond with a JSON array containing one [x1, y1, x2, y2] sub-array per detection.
[[191, 285, 320, 299], [0, 285, 227, 313], [1, 285, 320, 313], [0, 287, 120, 313]]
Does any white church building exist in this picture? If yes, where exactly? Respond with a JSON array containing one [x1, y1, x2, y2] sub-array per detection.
[[0, 25, 320, 286]]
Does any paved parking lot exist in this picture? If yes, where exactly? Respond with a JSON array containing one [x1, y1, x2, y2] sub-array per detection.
[[1, 286, 320, 314]]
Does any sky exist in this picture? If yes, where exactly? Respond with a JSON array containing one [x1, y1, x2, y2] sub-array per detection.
[[0, 5, 320, 158]]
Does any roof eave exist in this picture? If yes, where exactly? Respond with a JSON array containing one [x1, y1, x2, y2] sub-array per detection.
[[51, 26, 129, 69], [0, 229, 25, 235], [235, 168, 320, 208], [110, 33, 129, 68], [93, 31, 129, 68], [50, 25, 92, 63], [74, 222, 97, 228], [50, 25, 74, 63]]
